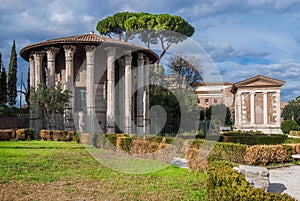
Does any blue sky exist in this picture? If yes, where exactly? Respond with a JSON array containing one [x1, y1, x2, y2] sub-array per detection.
[[0, 0, 300, 103]]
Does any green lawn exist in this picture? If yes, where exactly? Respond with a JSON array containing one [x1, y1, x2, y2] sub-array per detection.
[[0, 141, 206, 201]]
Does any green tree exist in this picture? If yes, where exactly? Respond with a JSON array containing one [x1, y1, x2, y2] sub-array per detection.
[[282, 96, 300, 125], [97, 12, 194, 63], [201, 104, 232, 126], [30, 83, 71, 129], [7, 40, 17, 107], [281, 119, 299, 134], [0, 52, 7, 106], [167, 55, 202, 88]]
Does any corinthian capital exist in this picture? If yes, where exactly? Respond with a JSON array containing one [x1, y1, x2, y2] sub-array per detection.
[[63, 45, 77, 61], [32, 51, 45, 62], [45, 47, 60, 61]]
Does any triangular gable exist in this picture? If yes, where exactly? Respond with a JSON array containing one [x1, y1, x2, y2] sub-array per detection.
[[233, 75, 285, 88]]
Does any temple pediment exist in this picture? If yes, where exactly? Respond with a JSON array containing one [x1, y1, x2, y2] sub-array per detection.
[[233, 75, 285, 88]]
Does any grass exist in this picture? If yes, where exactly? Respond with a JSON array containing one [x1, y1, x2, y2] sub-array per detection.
[[0, 140, 206, 200]]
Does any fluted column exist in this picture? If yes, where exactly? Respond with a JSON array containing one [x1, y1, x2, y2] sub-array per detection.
[[250, 92, 256, 124], [137, 53, 144, 134], [63, 45, 76, 91], [29, 55, 35, 129], [45, 47, 60, 87], [63, 45, 76, 131], [32, 51, 45, 137], [29, 55, 35, 88], [124, 53, 132, 134], [33, 51, 45, 86], [263, 92, 268, 125], [85, 45, 97, 134], [143, 57, 150, 134], [106, 47, 116, 134]]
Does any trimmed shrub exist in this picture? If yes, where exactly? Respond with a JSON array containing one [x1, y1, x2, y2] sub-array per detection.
[[52, 130, 68, 141], [105, 134, 117, 146], [130, 139, 162, 154], [290, 130, 300, 137], [281, 120, 299, 134], [244, 145, 288, 165], [221, 132, 287, 145], [185, 148, 208, 173], [40, 130, 52, 140], [15, 128, 34, 140], [117, 137, 133, 152], [206, 161, 296, 201], [147, 136, 174, 144], [210, 142, 248, 164], [0, 129, 12, 141], [186, 141, 248, 171], [285, 137, 300, 144], [15, 129, 26, 140]]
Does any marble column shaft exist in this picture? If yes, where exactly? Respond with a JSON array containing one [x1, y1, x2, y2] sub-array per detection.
[[137, 53, 144, 133], [106, 47, 116, 134], [124, 53, 132, 134], [85, 45, 97, 133], [33, 51, 45, 86], [143, 57, 150, 134], [45, 47, 60, 87]]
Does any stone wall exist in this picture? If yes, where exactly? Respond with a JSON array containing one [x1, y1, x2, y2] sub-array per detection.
[[0, 116, 29, 129]]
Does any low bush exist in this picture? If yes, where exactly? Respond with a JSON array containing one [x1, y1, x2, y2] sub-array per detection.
[[146, 135, 174, 144], [15, 128, 34, 140], [105, 134, 117, 146], [185, 148, 208, 173], [52, 130, 68, 141], [244, 145, 288, 165], [0, 129, 12, 141], [210, 142, 248, 164], [285, 137, 300, 144], [130, 139, 162, 154], [281, 120, 299, 134], [40, 130, 76, 142], [206, 161, 296, 201], [290, 130, 300, 137], [117, 137, 133, 152], [40, 130, 52, 140], [221, 132, 287, 145], [186, 141, 248, 171]]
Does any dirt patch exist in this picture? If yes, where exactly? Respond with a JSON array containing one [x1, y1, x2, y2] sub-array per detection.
[[0, 178, 182, 201]]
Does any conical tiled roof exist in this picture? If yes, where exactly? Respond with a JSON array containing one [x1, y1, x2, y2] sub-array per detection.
[[20, 33, 158, 61]]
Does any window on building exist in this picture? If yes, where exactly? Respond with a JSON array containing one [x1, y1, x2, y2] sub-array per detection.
[[205, 99, 209, 105], [214, 99, 218, 104]]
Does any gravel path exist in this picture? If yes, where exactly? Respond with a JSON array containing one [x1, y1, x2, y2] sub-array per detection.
[[268, 166, 300, 200]]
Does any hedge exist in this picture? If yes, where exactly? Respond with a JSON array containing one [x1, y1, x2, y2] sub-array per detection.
[[15, 128, 34, 140], [186, 140, 300, 170], [0, 129, 13, 141], [221, 132, 288, 145], [186, 141, 248, 172], [206, 161, 296, 201], [40, 130, 77, 141], [290, 130, 300, 137]]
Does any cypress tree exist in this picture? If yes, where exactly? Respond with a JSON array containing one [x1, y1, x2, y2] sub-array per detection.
[[7, 40, 17, 107], [0, 52, 7, 106]]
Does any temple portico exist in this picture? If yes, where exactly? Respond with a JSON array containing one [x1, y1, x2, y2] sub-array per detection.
[[20, 32, 158, 134], [232, 75, 285, 134]]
